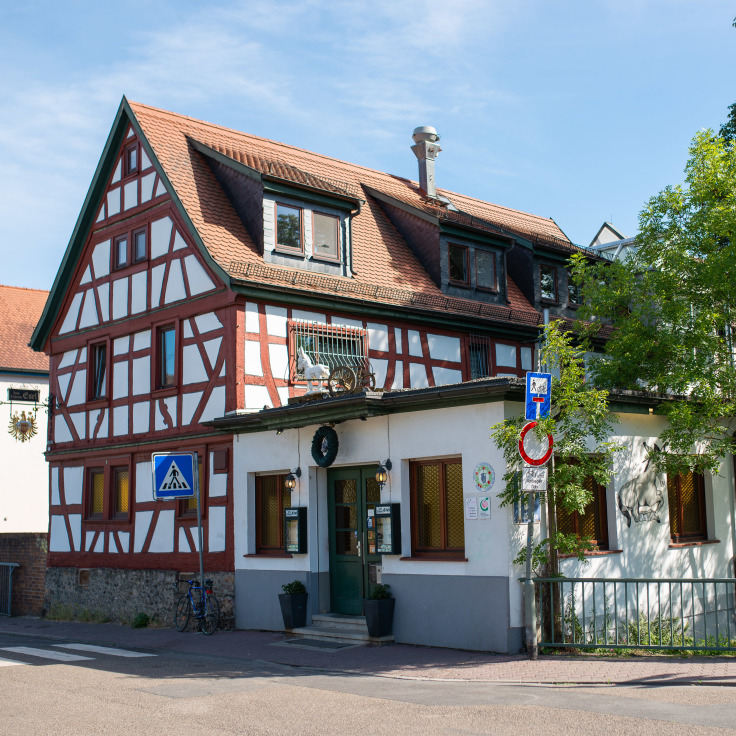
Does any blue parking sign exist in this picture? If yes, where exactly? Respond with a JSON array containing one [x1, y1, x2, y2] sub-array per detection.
[[152, 452, 197, 500], [525, 372, 552, 420]]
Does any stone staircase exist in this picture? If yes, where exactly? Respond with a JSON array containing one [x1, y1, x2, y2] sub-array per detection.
[[289, 613, 394, 646]]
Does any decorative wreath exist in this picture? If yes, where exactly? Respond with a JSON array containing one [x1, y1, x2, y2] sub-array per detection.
[[311, 425, 339, 467]]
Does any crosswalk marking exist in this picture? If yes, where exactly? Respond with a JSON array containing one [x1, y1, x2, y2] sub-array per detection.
[[54, 643, 156, 658], [0, 646, 93, 662], [0, 657, 27, 667]]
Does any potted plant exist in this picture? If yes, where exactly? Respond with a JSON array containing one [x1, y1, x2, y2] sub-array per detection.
[[279, 579, 308, 629], [363, 583, 395, 638]]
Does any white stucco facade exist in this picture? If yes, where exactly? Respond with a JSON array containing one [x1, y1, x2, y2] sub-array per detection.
[[0, 372, 50, 533]]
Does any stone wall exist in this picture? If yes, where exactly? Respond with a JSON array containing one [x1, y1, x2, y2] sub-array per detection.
[[0, 533, 48, 616], [45, 567, 235, 629]]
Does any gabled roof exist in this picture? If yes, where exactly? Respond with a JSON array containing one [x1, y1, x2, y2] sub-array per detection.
[[34, 99, 583, 349], [0, 285, 50, 373]]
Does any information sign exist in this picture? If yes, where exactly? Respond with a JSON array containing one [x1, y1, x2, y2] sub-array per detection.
[[522, 466, 548, 492], [525, 372, 552, 420], [152, 452, 197, 500]]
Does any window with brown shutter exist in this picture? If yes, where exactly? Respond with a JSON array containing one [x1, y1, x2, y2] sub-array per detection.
[[556, 475, 609, 550], [256, 474, 291, 553], [668, 471, 706, 543]]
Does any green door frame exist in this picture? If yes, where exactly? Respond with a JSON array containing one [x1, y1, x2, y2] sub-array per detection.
[[327, 465, 382, 615]]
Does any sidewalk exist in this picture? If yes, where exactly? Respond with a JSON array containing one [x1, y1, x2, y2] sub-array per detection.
[[1, 616, 734, 686]]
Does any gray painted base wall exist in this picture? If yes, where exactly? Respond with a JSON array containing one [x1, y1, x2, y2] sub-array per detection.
[[236, 569, 518, 653], [382, 573, 516, 653], [236, 569, 329, 631]]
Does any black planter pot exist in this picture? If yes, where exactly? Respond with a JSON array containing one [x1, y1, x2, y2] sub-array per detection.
[[363, 597, 395, 637], [279, 593, 308, 629]]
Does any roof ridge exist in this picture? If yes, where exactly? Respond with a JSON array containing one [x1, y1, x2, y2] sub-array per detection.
[[128, 101, 568, 238]]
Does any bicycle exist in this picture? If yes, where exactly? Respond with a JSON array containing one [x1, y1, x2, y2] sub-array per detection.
[[174, 578, 220, 635]]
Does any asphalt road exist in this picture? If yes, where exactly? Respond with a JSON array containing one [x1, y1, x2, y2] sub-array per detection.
[[0, 631, 734, 735]]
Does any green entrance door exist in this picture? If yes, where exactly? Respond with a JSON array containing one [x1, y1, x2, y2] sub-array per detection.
[[327, 466, 382, 615]]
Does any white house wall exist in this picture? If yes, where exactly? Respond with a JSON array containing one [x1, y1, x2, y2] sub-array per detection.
[[0, 372, 50, 533]]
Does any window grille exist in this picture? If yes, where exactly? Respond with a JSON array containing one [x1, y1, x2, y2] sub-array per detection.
[[469, 333, 493, 379], [291, 320, 368, 380]]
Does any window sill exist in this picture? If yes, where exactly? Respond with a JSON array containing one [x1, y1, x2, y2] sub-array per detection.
[[399, 555, 468, 562], [558, 549, 622, 558], [273, 246, 305, 257], [448, 281, 470, 289], [540, 298, 558, 305], [669, 539, 719, 549], [244, 552, 293, 559], [310, 253, 341, 264], [83, 519, 132, 527]]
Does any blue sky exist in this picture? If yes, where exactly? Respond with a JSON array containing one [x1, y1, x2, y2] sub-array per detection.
[[1, 1, 735, 290]]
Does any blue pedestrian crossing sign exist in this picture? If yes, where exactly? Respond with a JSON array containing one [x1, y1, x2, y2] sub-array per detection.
[[152, 452, 198, 500], [525, 372, 552, 420]]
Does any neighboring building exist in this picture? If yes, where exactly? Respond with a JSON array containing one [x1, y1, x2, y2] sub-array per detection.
[[588, 221, 637, 262], [30, 100, 735, 649], [0, 284, 50, 615]]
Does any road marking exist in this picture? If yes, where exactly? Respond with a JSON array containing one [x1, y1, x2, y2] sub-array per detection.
[[0, 657, 27, 667], [0, 646, 93, 662], [54, 643, 156, 658]]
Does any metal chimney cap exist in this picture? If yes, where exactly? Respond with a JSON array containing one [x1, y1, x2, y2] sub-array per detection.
[[412, 126, 440, 144]]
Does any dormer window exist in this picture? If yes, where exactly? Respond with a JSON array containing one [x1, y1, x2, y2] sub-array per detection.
[[476, 250, 496, 292], [568, 270, 582, 305], [540, 265, 557, 302], [313, 212, 339, 261], [448, 244, 469, 286], [276, 203, 303, 252]]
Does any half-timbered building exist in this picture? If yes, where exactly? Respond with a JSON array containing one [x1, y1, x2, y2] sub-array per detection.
[[31, 100, 735, 649]]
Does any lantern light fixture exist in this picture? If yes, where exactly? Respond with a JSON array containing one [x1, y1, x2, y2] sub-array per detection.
[[284, 467, 301, 490], [375, 458, 392, 488]]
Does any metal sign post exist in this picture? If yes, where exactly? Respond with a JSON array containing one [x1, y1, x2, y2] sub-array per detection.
[[152, 452, 204, 601], [520, 371, 553, 661]]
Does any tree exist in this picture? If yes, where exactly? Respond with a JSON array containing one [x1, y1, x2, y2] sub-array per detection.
[[570, 128, 736, 478], [720, 102, 736, 146], [490, 322, 619, 573]]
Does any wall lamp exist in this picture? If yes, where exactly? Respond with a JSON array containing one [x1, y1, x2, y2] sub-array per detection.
[[375, 459, 392, 489], [284, 467, 301, 490], [275, 428, 284, 435]]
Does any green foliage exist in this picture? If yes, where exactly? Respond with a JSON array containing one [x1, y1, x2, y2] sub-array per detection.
[[131, 612, 150, 629], [491, 322, 619, 570], [281, 580, 307, 595], [572, 129, 736, 478], [369, 583, 392, 600]]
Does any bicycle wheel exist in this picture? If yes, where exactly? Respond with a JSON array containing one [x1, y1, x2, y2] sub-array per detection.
[[174, 594, 191, 632], [201, 594, 220, 635]]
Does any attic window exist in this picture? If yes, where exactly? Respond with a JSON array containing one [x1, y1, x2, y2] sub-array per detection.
[[540, 265, 557, 302], [276, 203, 302, 252], [448, 244, 469, 286], [475, 251, 496, 292], [124, 143, 138, 177], [312, 212, 339, 261]]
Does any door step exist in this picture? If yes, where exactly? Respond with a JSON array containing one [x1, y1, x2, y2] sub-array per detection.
[[289, 613, 394, 645]]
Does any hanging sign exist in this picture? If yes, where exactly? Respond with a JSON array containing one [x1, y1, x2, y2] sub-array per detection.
[[525, 372, 552, 421], [518, 421, 554, 466], [152, 452, 197, 500]]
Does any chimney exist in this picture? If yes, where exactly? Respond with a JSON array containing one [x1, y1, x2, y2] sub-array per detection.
[[411, 126, 441, 198]]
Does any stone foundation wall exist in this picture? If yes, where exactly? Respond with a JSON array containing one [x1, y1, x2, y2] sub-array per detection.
[[45, 567, 235, 629], [0, 533, 48, 616]]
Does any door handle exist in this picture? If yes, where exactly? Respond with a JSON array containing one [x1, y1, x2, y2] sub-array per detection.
[[356, 538, 362, 559]]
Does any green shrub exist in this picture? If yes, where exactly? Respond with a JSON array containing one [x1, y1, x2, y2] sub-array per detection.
[[281, 580, 307, 595], [131, 613, 150, 629], [369, 584, 392, 600]]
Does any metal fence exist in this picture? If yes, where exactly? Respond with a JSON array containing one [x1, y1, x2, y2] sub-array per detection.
[[0, 563, 18, 616], [532, 577, 736, 652]]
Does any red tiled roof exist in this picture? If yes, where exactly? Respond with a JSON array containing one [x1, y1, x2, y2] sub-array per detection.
[[129, 102, 552, 326], [0, 285, 50, 372]]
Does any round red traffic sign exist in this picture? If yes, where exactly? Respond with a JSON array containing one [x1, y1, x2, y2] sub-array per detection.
[[518, 421, 553, 466]]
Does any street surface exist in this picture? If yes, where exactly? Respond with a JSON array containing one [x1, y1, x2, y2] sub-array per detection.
[[0, 623, 734, 735]]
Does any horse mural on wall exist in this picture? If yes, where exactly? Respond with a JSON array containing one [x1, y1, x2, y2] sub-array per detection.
[[617, 440, 665, 527]]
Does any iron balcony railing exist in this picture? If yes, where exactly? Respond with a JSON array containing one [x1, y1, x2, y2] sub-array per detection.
[[530, 577, 736, 652], [291, 320, 368, 380], [0, 563, 18, 616]]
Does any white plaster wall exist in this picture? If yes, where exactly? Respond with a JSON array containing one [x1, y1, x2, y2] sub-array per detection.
[[0, 374, 50, 532], [232, 403, 510, 586]]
